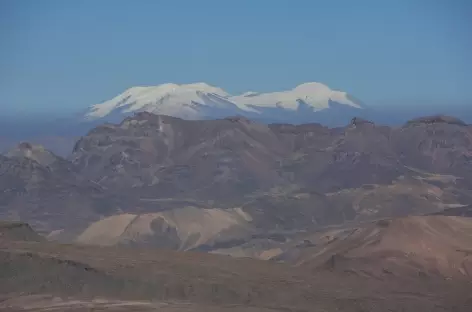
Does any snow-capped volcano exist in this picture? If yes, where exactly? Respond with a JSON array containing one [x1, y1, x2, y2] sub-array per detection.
[[230, 82, 361, 111], [85, 82, 364, 124], [86, 82, 244, 120]]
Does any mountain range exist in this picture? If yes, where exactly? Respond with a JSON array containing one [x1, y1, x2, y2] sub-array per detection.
[[2, 81, 472, 158], [1, 113, 471, 251], [84, 82, 363, 123], [2, 112, 472, 311]]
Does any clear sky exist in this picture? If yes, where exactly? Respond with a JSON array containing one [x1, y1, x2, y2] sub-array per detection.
[[1, 0, 471, 117]]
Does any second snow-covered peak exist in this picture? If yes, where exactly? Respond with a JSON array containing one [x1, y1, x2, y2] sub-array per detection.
[[230, 82, 361, 111]]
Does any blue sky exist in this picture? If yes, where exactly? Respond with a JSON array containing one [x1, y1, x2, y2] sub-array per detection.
[[0, 0, 471, 117]]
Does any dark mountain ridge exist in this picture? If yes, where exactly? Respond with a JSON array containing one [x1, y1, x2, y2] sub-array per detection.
[[1, 113, 471, 247]]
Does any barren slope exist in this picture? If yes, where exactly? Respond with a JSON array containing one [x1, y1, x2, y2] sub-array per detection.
[[76, 207, 253, 250], [276, 215, 472, 280], [1, 234, 471, 312]]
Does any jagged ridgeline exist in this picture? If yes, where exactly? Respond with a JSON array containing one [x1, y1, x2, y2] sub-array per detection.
[[1, 113, 471, 252]]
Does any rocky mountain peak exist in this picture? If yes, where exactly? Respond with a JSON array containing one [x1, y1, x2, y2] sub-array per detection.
[[350, 117, 374, 126], [5, 142, 59, 166], [405, 115, 467, 127]]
